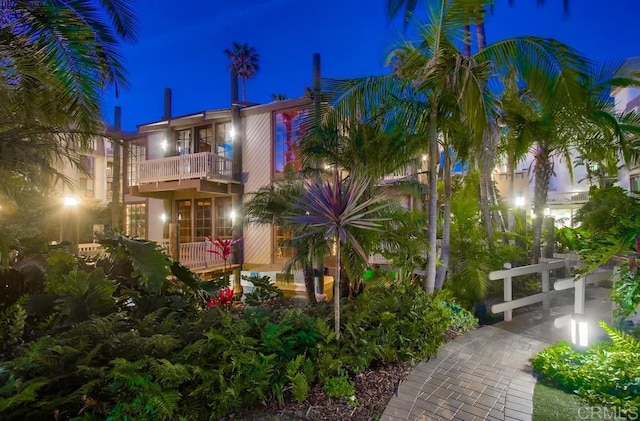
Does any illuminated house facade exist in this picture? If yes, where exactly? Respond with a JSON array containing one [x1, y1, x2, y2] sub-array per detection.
[[614, 86, 640, 193], [121, 91, 315, 275]]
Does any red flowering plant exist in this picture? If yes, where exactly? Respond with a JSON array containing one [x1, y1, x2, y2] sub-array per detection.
[[204, 236, 243, 310], [205, 236, 243, 272], [206, 286, 235, 309]]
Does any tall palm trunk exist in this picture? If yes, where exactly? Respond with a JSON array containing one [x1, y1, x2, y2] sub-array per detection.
[[111, 107, 121, 231], [334, 232, 341, 338], [435, 144, 451, 290], [478, 129, 494, 239], [426, 109, 438, 294], [463, 24, 471, 57], [303, 263, 316, 304], [531, 145, 552, 264]]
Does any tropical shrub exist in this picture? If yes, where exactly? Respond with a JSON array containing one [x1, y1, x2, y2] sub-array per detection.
[[0, 233, 454, 419], [337, 279, 450, 373], [531, 322, 640, 416], [444, 301, 479, 333], [611, 266, 640, 323]]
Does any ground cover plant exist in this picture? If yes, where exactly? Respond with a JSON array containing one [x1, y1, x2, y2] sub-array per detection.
[[0, 235, 469, 420], [531, 322, 640, 417]]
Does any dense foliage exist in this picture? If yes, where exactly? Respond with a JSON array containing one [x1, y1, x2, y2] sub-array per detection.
[[531, 322, 640, 416], [0, 237, 461, 420]]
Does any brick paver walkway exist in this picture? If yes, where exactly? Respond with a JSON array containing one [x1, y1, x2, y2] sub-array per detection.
[[381, 286, 613, 421]]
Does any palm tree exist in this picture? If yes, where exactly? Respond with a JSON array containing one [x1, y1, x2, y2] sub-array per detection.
[[331, 0, 587, 292], [0, 0, 136, 198], [224, 42, 260, 101], [243, 181, 323, 303], [289, 172, 389, 339]]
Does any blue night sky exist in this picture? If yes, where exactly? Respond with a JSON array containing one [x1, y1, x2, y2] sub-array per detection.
[[103, 0, 639, 131]]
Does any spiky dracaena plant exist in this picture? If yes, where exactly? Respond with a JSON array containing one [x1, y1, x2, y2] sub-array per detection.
[[288, 172, 389, 339]]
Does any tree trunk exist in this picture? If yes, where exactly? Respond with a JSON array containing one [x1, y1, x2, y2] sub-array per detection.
[[478, 129, 494, 239], [474, 20, 486, 50], [334, 235, 341, 339], [531, 146, 552, 264], [303, 263, 316, 304], [435, 145, 451, 290], [111, 107, 121, 231], [426, 110, 438, 294], [463, 24, 471, 57]]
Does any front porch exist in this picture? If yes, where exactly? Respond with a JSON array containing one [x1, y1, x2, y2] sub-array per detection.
[[78, 239, 235, 273]]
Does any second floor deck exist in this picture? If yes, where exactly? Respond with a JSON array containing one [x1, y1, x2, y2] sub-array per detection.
[[135, 152, 235, 186]]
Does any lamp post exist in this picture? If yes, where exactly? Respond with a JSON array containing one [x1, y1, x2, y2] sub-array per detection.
[[61, 196, 80, 254]]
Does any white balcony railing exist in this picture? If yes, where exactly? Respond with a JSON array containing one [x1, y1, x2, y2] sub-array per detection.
[[547, 191, 589, 205], [77, 240, 228, 270], [135, 152, 233, 186], [179, 241, 226, 269]]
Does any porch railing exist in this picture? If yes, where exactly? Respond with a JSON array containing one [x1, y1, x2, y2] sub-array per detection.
[[179, 241, 226, 269], [547, 190, 589, 204], [77, 240, 227, 270], [135, 152, 233, 185]]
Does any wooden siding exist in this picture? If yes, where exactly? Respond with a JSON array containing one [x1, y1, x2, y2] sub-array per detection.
[[243, 113, 273, 265]]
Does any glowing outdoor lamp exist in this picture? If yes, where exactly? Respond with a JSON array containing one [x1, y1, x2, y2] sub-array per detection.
[[229, 126, 236, 140], [64, 196, 79, 207], [160, 213, 167, 223], [229, 209, 236, 221], [515, 196, 525, 208], [62, 196, 80, 254], [570, 313, 589, 348]]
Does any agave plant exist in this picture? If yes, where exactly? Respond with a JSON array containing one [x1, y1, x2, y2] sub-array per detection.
[[288, 171, 389, 338]]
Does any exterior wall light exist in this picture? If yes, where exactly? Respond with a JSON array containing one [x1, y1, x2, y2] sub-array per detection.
[[515, 196, 525, 208], [229, 126, 236, 140]]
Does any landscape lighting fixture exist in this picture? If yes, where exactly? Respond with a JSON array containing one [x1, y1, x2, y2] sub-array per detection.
[[570, 313, 589, 348]]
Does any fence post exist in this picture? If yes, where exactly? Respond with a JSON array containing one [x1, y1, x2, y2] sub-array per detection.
[[504, 262, 512, 322], [169, 223, 180, 263], [574, 276, 585, 314], [541, 268, 550, 312]]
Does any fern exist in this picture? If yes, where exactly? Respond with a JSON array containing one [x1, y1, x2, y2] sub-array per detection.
[[149, 359, 192, 387], [0, 298, 27, 356], [0, 378, 49, 412], [599, 321, 640, 353]]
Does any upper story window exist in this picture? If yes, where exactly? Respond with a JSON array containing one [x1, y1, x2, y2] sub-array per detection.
[[176, 129, 192, 155], [274, 109, 308, 174], [198, 126, 214, 153], [127, 143, 146, 187], [215, 122, 233, 159], [631, 175, 640, 194]]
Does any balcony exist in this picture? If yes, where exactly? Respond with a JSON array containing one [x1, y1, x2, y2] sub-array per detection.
[[547, 191, 589, 205], [135, 152, 233, 186]]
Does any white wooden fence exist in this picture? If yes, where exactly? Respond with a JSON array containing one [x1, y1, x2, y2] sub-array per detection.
[[489, 256, 613, 321]]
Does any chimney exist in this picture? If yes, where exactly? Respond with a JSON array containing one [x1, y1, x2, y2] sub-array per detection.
[[163, 88, 172, 120], [313, 53, 321, 94], [114, 106, 122, 132], [230, 67, 239, 105]]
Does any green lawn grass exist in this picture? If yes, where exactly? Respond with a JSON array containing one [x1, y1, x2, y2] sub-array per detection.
[[533, 382, 624, 421]]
